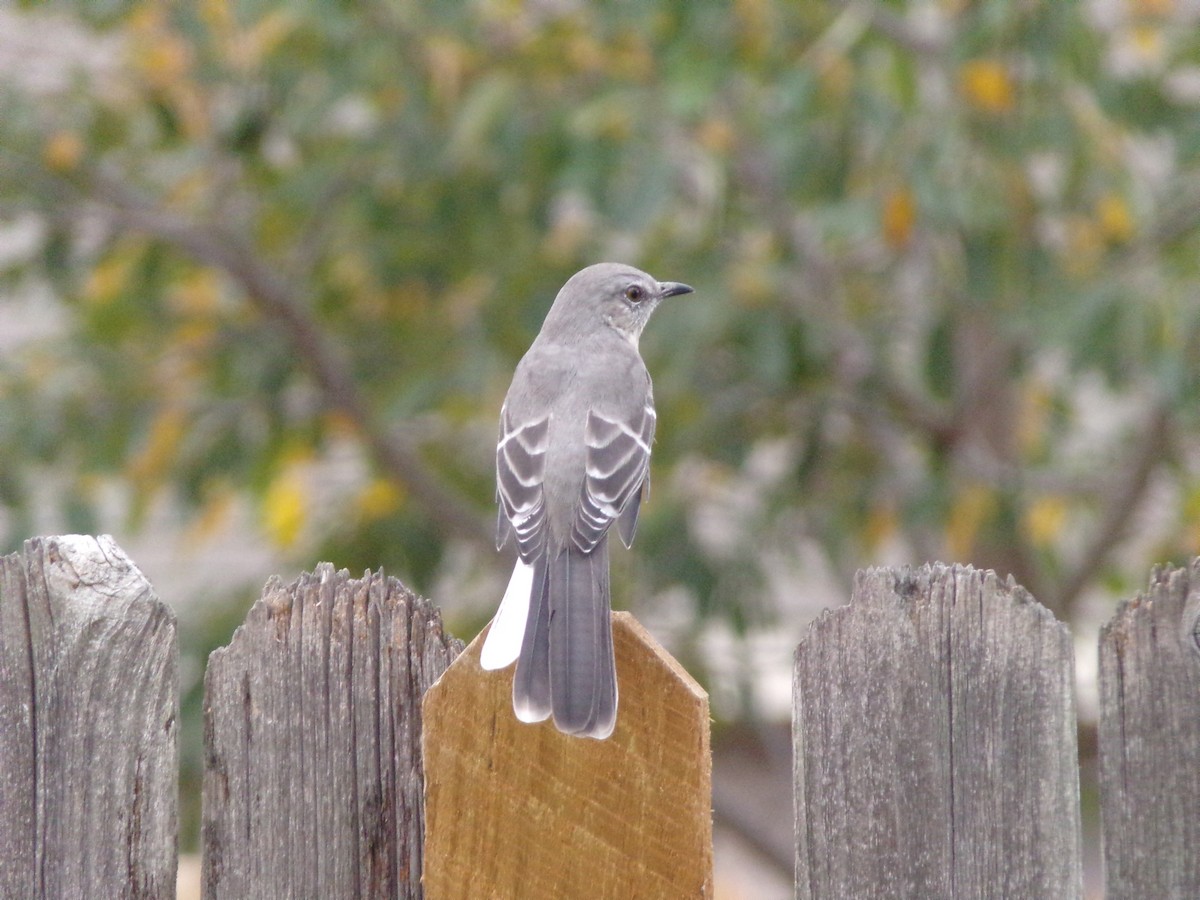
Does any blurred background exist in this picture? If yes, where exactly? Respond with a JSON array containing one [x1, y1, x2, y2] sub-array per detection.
[[3, 1, 1198, 896]]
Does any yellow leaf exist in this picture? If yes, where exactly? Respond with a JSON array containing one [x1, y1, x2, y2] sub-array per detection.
[[817, 53, 854, 101], [128, 407, 187, 485], [172, 320, 218, 355], [960, 59, 1015, 114], [882, 188, 916, 249], [1016, 379, 1052, 456], [170, 267, 222, 315], [1183, 484, 1200, 523], [1024, 495, 1068, 547], [863, 503, 898, 552], [946, 483, 996, 560], [734, 0, 774, 60], [331, 251, 374, 293], [1062, 215, 1104, 277], [262, 467, 307, 548], [565, 31, 605, 75], [1129, 24, 1165, 63], [609, 28, 653, 82], [426, 35, 473, 109], [696, 116, 736, 156], [728, 265, 774, 307], [43, 131, 84, 172], [133, 33, 193, 91], [728, 230, 778, 306], [188, 482, 235, 541], [356, 478, 403, 521], [127, 3, 166, 36], [83, 249, 137, 306], [322, 410, 360, 437], [200, 0, 233, 33], [1096, 194, 1134, 243], [1182, 485, 1200, 554], [229, 11, 295, 71]]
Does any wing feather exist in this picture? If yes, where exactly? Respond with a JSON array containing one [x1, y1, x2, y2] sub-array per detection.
[[496, 407, 550, 559], [572, 404, 655, 552]]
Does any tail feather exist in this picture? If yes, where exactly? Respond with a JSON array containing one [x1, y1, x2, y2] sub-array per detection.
[[548, 539, 617, 739], [481, 560, 534, 671], [512, 557, 552, 723]]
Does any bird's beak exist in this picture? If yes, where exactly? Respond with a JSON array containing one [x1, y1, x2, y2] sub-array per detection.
[[658, 281, 694, 298]]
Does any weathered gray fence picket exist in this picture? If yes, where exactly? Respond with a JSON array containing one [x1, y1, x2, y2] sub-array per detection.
[[793, 564, 1083, 899], [202, 563, 462, 900], [1098, 560, 1200, 900], [0, 535, 178, 900], [2, 536, 1200, 898]]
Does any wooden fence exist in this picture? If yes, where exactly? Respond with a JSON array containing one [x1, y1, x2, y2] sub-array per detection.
[[1, 534, 1198, 898]]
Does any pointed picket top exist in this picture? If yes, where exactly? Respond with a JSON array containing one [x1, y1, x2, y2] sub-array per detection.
[[422, 611, 713, 899]]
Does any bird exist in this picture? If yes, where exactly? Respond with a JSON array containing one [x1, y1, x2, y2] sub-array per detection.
[[481, 262, 693, 739]]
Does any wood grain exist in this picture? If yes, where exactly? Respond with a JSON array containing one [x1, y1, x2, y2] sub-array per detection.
[[1099, 560, 1200, 899], [0, 535, 178, 899], [422, 611, 713, 899], [793, 564, 1082, 899], [201, 564, 462, 900]]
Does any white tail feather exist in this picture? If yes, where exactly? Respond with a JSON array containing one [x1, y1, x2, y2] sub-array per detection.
[[480, 560, 534, 670]]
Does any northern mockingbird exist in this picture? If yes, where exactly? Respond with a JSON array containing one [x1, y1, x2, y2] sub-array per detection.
[[481, 262, 693, 739]]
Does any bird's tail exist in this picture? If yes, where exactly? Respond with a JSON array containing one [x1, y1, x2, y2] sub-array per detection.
[[513, 540, 617, 739], [512, 555, 551, 724]]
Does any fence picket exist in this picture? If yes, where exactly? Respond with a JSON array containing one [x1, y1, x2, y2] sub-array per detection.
[[0, 535, 178, 899], [792, 564, 1082, 899], [1098, 560, 1200, 899], [10, 534, 1200, 898], [200, 564, 461, 900], [421, 611, 714, 899]]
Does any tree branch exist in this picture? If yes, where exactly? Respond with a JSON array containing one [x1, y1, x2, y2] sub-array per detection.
[[833, 0, 949, 57], [1053, 401, 1173, 616], [84, 184, 492, 549]]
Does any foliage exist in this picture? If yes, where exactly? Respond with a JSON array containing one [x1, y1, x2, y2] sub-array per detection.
[[4, 0, 1200, 693]]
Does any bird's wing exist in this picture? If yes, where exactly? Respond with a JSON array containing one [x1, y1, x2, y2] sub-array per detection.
[[572, 403, 655, 553], [496, 405, 550, 560]]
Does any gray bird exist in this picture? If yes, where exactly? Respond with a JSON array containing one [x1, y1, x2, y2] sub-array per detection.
[[481, 262, 693, 739]]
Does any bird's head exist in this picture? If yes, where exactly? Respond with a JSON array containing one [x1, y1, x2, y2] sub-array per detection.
[[543, 262, 693, 347]]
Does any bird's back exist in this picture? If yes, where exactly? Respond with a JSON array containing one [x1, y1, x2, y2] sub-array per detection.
[[504, 334, 651, 548]]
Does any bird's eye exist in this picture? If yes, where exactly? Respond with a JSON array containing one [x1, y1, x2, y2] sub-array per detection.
[[624, 285, 644, 303]]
